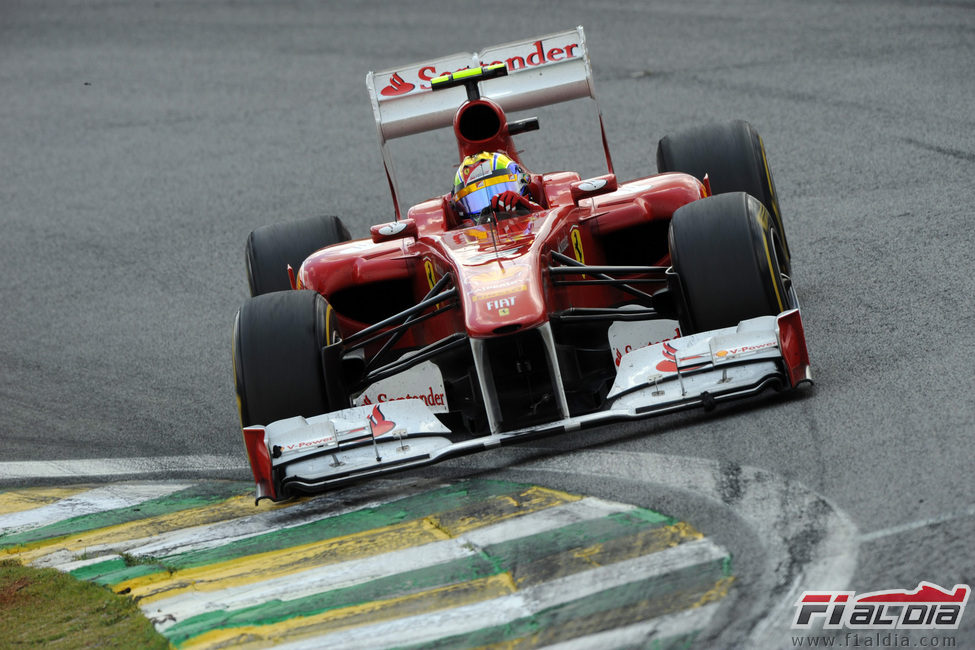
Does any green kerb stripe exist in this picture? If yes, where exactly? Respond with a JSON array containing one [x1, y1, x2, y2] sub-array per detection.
[[164, 554, 500, 645], [0, 482, 253, 549], [162, 508, 682, 646], [75, 480, 543, 586], [395, 558, 729, 650]]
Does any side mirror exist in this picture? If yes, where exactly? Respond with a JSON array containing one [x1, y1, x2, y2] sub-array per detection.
[[370, 218, 418, 243], [569, 174, 618, 204]]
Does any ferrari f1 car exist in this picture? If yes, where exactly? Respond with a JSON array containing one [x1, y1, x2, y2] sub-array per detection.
[[233, 27, 811, 502]]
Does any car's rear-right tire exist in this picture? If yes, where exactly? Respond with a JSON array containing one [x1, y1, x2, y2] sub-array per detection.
[[245, 215, 352, 296], [233, 290, 345, 427], [668, 192, 791, 334]]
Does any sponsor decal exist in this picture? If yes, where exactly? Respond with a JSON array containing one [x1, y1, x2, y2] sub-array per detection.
[[485, 296, 516, 313], [355, 361, 449, 414], [424, 258, 437, 290], [613, 327, 680, 367], [656, 341, 706, 373], [471, 284, 527, 301], [715, 341, 778, 358], [367, 405, 396, 438], [569, 225, 585, 266], [608, 318, 681, 368], [380, 72, 416, 97], [481, 39, 581, 73], [376, 36, 582, 100], [279, 433, 337, 453], [361, 387, 447, 409], [792, 582, 970, 630]]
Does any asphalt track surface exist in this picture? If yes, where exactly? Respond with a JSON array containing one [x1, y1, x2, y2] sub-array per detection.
[[1, 0, 973, 647]]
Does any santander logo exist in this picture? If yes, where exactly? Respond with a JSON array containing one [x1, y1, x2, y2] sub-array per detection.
[[380, 73, 416, 97], [656, 342, 706, 373], [378, 38, 582, 99]]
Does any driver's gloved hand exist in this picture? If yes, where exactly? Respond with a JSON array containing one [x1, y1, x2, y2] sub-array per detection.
[[490, 190, 534, 213]]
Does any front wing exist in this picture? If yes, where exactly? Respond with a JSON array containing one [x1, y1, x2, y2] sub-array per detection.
[[243, 309, 811, 502]]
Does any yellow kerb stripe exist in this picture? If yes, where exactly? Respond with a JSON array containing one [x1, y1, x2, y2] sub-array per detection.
[[0, 487, 90, 515], [121, 486, 578, 604], [4, 495, 291, 565], [183, 573, 518, 650], [124, 517, 451, 604], [692, 575, 735, 608]]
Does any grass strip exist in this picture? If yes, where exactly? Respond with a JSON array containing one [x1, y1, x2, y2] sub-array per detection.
[[0, 559, 169, 649]]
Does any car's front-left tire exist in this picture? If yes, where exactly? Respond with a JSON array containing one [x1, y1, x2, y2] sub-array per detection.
[[668, 192, 792, 334], [233, 290, 346, 428]]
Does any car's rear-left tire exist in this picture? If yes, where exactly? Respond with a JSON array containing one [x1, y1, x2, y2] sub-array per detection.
[[245, 215, 352, 296], [233, 290, 346, 427], [657, 119, 790, 269], [668, 192, 791, 334]]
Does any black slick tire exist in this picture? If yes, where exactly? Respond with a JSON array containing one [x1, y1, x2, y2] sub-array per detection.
[[668, 192, 790, 334], [233, 290, 344, 427], [657, 120, 790, 268], [245, 215, 351, 296]]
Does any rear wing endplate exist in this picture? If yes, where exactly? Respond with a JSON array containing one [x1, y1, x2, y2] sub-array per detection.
[[366, 26, 608, 218]]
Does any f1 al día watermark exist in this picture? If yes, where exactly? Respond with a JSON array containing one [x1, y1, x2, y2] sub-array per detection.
[[790, 582, 969, 647]]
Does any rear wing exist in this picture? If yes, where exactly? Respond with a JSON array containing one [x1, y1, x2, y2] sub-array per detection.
[[365, 26, 611, 217]]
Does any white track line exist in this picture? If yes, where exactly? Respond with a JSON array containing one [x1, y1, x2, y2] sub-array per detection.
[[858, 503, 975, 543], [0, 455, 247, 481]]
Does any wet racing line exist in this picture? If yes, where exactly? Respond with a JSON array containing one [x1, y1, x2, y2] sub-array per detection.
[[0, 449, 857, 648]]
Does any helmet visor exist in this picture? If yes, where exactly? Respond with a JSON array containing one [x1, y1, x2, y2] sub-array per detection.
[[454, 172, 521, 216]]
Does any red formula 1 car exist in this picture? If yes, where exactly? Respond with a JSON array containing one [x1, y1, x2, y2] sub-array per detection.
[[233, 27, 811, 502]]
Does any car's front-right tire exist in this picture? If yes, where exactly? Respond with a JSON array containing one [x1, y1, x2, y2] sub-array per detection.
[[245, 215, 352, 296], [233, 289, 346, 428], [657, 119, 791, 270]]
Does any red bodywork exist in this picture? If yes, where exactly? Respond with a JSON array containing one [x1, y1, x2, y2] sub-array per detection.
[[297, 96, 704, 356], [299, 171, 703, 350]]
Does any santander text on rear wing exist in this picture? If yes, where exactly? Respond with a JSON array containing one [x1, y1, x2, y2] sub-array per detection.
[[365, 27, 610, 217], [367, 26, 594, 140]]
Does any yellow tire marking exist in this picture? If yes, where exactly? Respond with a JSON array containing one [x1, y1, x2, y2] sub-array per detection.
[[754, 205, 784, 312]]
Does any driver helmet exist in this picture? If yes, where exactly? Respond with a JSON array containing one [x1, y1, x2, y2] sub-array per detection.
[[451, 152, 531, 216]]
